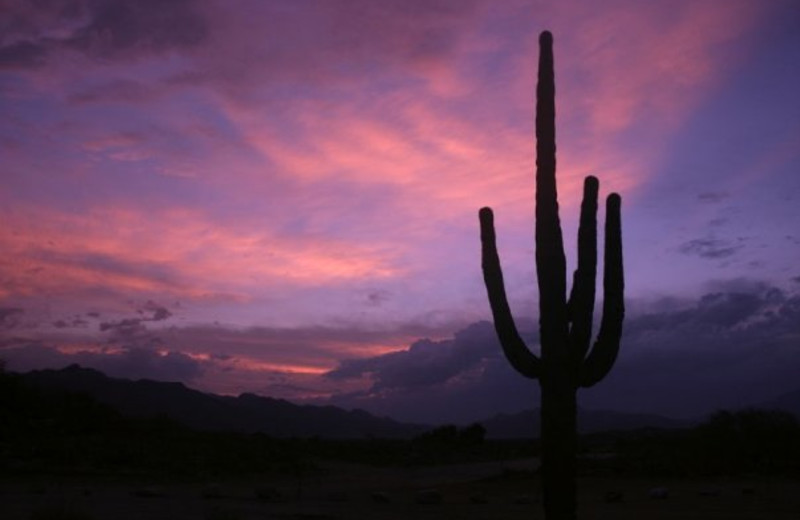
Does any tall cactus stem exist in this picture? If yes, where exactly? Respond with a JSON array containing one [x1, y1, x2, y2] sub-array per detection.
[[478, 30, 625, 520]]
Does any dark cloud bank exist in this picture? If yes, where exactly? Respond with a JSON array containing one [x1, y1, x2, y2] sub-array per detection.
[[0, 0, 208, 69], [322, 280, 800, 424], [2, 342, 203, 384], [0, 300, 198, 383], [2, 280, 799, 425], [1, 0, 482, 95]]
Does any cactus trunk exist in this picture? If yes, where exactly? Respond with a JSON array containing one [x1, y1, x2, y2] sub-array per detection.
[[478, 30, 625, 520], [541, 381, 577, 519]]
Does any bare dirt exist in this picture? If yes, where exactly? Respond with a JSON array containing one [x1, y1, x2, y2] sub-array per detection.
[[2, 459, 798, 519]]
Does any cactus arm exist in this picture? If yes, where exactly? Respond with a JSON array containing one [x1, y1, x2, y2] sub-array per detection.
[[535, 31, 569, 358], [480, 207, 542, 379], [568, 176, 598, 364], [580, 193, 624, 388]]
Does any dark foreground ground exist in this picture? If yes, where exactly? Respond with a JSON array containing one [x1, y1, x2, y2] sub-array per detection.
[[3, 460, 799, 520]]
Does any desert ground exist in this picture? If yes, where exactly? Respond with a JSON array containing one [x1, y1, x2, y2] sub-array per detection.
[[3, 458, 799, 520]]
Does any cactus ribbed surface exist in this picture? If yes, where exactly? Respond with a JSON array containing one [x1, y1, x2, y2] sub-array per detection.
[[478, 31, 624, 520]]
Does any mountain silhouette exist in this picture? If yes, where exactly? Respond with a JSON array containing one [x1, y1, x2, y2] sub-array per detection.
[[20, 364, 424, 439], [13, 365, 744, 439]]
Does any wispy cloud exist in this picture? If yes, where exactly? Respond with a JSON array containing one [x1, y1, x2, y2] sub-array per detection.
[[679, 237, 744, 260]]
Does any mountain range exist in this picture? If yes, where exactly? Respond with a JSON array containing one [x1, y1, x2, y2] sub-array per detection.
[[15, 365, 800, 439], [18, 364, 424, 439]]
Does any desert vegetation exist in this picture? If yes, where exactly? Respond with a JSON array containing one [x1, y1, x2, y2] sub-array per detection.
[[479, 30, 623, 519]]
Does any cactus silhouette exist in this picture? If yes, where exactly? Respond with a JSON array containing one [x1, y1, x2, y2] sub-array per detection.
[[478, 31, 624, 520]]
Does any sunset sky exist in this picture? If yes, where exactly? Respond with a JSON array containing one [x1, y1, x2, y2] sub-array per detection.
[[2, 0, 799, 425]]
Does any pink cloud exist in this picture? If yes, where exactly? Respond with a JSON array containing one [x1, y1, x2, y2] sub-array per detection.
[[0, 204, 406, 309]]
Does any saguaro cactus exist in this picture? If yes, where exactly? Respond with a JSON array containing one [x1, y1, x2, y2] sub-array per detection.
[[478, 31, 624, 520]]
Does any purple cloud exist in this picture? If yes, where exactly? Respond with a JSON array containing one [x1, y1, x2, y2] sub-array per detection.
[[0, 307, 25, 328], [697, 191, 729, 203], [0, 0, 208, 70], [67, 0, 208, 56], [139, 300, 172, 321], [679, 237, 743, 259], [327, 321, 508, 390], [321, 281, 800, 423], [0, 40, 48, 69], [1, 339, 203, 383]]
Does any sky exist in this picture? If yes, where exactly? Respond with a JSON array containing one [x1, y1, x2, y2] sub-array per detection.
[[1, 0, 799, 425]]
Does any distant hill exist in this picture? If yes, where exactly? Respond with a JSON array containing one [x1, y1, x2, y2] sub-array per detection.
[[19, 365, 425, 439], [18, 365, 695, 439], [758, 388, 800, 418], [481, 407, 690, 439]]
